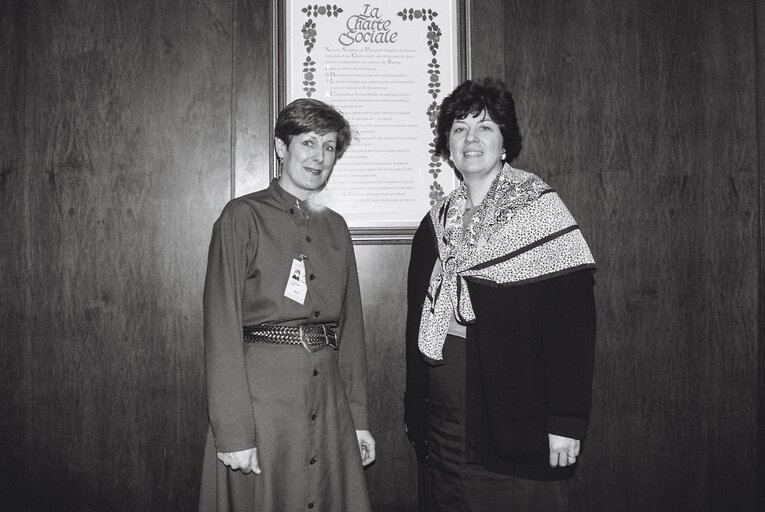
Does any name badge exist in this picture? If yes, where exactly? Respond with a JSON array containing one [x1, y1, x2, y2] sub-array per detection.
[[284, 258, 307, 304]]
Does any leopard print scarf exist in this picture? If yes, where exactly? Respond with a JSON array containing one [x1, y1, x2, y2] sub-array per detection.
[[418, 164, 596, 362]]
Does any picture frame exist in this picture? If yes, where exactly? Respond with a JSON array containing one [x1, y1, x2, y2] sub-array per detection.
[[273, 0, 469, 243]]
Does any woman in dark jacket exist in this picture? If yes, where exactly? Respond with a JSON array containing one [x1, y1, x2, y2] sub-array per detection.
[[405, 78, 597, 511]]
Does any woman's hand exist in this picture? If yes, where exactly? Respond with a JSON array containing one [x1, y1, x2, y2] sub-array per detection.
[[217, 447, 261, 474], [548, 434, 580, 468], [356, 430, 376, 466]]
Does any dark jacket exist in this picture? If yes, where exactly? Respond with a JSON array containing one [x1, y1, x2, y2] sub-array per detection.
[[404, 213, 597, 481]]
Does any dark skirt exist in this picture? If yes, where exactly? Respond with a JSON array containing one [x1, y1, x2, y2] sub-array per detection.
[[198, 343, 371, 512], [419, 335, 569, 512]]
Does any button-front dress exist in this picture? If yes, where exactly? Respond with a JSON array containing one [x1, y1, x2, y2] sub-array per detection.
[[198, 180, 372, 512]]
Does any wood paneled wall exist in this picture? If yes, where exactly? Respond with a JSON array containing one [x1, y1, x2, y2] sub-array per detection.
[[1, 0, 761, 511], [1, 1, 232, 509], [233, 0, 273, 196], [355, 245, 417, 511], [1, 0, 29, 501]]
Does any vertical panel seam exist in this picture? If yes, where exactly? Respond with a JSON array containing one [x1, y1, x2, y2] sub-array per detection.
[[496, 0, 507, 81], [464, 0, 472, 80], [21, 0, 33, 481], [271, 0, 280, 180], [230, 0, 237, 199], [756, 0, 765, 507]]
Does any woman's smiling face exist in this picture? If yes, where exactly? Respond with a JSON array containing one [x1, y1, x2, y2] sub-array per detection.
[[448, 110, 504, 180], [276, 131, 338, 199]]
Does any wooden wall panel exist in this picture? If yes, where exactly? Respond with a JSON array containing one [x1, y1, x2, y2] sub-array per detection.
[[355, 245, 418, 511], [497, 1, 758, 510], [469, 0, 504, 79], [0, 0, 31, 505], [757, 0, 765, 507], [2, 1, 232, 509], [233, 0, 273, 197]]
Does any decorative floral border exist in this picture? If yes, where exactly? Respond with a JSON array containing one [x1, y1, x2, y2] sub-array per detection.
[[299, 5, 344, 96], [396, 7, 444, 205]]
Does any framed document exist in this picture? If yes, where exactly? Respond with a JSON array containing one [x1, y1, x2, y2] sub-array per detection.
[[274, 0, 468, 243]]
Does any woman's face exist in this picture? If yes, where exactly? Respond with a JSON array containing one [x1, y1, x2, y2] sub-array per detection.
[[275, 131, 338, 199], [448, 110, 504, 180]]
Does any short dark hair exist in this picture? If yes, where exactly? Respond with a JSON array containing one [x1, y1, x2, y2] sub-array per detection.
[[435, 78, 523, 164], [274, 98, 352, 158]]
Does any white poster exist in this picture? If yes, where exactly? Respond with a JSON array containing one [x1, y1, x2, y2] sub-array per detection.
[[282, 1, 462, 238]]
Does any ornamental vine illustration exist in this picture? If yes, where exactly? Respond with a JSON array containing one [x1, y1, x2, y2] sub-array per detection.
[[299, 5, 344, 96], [396, 7, 444, 204]]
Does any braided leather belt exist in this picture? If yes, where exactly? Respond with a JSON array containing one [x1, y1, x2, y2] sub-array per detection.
[[242, 323, 338, 353]]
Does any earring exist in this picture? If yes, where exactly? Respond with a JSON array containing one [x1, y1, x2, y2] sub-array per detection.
[[501, 149, 507, 161]]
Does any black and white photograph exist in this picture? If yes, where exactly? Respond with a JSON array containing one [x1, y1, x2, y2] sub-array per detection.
[[1, 0, 762, 511]]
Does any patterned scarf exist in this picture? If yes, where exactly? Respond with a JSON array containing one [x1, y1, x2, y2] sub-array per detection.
[[418, 164, 596, 362]]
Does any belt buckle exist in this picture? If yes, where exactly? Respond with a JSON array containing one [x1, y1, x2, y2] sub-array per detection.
[[324, 324, 338, 350], [299, 325, 323, 353]]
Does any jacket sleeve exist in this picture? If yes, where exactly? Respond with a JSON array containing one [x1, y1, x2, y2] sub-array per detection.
[[542, 269, 597, 440], [203, 202, 258, 453], [336, 225, 370, 430], [404, 214, 437, 447]]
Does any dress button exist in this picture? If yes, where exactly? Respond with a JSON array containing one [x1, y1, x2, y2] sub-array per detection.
[[310, 458, 316, 465], [313, 369, 318, 376], [290, 208, 294, 214], [308, 503, 314, 509], [314, 311, 320, 317], [309, 274, 315, 280], [306, 236, 312, 242], [311, 414, 317, 421]]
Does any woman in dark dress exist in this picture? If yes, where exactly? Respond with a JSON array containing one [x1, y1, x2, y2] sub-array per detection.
[[405, 78, 597, 511], [199, 98, 375, 512]]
